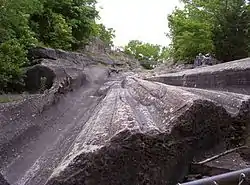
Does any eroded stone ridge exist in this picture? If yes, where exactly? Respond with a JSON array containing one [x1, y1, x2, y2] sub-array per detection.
[[0, 47, 111, 175], [45, 77, 243, 185], [1, 52, 250, 185], [149, 58, 250, 90]]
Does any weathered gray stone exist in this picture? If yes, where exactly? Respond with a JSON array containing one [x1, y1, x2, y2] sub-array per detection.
[[28, 47, 94, 66], [2, 48, 250, 185], [0, 50, 110, 180], [0, 173, 9, 185], [204, 151, 250, 172], [149, 58, 250, 90], [177, 87, 250, 120], [25, 65, 56, 93], [45, 77, 232, 185], [179, 87, 250, 146], [28, 47, 138, 68]]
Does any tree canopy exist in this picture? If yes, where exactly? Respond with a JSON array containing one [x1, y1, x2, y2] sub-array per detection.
[[124, 40, 170, 69], [168, 0, 250, 63], [94, 23, 115, 47], [125, 40, 161, 61], [0, 0, 115, 92]]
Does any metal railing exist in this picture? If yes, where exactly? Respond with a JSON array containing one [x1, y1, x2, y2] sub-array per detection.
[[178, 168, 250, 185]]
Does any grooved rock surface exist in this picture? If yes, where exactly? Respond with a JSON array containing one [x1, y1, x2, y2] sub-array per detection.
[[1, 52, 250, 185], [0, 60, 109, 165], [178, 87, 250, 119], [149, 58, 250, 92], [0, 47, 112, 185], [45, 77, 232, 185]]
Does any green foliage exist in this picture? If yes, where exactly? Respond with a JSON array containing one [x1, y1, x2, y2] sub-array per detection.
[[124, 40, 170, 69], [30, 10, 73, 50], [0, 0, 115, 92], [168, 8, 214, 62], [168, 0, 250, 63], [211, 0, 250, 61], [0, 40, 27, 92], [159, 47, 170, 62], [93, 23, 115, 47], [0, 0, 39, 47], [125, 40, 161, 61], [29, 0, 99, 50], [140, 60, 154, 70]]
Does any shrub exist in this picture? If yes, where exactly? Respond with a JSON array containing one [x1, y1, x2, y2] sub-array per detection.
[[140, 60, 154, 70], [0, 40, 27, 92]]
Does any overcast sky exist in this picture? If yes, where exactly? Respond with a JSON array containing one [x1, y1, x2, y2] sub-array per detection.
[[96, 0, 182, 47]]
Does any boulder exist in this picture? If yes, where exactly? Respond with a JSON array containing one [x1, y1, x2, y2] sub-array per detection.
[[45, 77, 231, 185], [83, 37, 108, 54]]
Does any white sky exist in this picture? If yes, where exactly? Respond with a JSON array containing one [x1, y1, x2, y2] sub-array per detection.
[[96, 0, 182, 47]]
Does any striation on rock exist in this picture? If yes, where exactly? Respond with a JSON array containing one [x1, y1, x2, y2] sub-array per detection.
[[45, 77, 232, 185], [1, 50, 250, 185], [149, 57, 250, 93]]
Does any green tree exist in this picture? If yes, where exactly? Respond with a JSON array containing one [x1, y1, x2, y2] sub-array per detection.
[[124, 40, 167, 69], [93, 23, 115, 47], [29, 0, 99, 50], [0, 0, 115, 92], [211, 0, 250, 61], [168, 0, 250, 63], [30, 10, 73, 50], [159, 47, 170, 62], [0, 0, 40, 47], [0, 39, 27, 92], [125, 40, 161, 61], [0, 0, 40, 92]]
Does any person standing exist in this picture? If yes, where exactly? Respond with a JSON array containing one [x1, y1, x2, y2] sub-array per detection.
[[194, 53, 204, 67], [203, 53, 212, 65]]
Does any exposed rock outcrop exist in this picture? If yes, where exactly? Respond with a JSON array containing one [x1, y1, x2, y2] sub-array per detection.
[[45, 77, 235, 185], [0, 173, 9, 185], [0, 47, 112, 174], [25, 65, 56, 93], [149, 57, 250, 91], [149, 58, 250, 182], [1, 48, 250, 185], [28, 47, 139, 68], [28, 47, 93, 64]]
